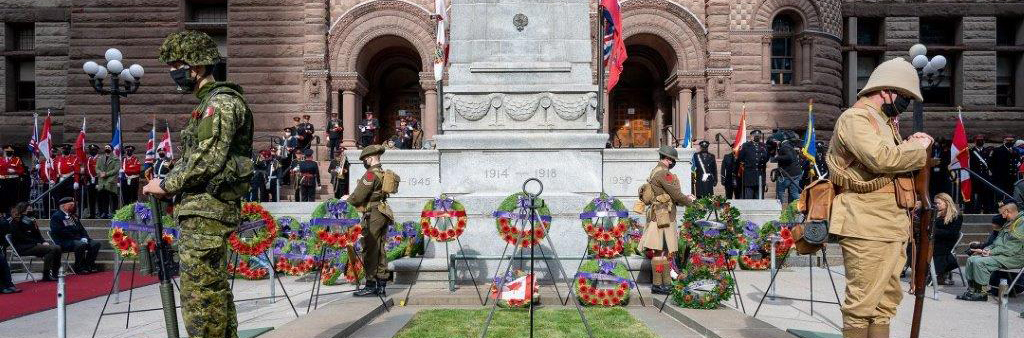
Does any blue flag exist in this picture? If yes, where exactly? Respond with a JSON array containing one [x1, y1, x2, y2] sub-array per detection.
[[801, 100, 817, 162]]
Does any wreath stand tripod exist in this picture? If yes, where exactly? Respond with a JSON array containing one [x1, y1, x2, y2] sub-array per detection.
[[657, 208, 746, 313], [402, 195, 483, 306], [305, 243, 389, 312], [753, 225, 841, 318], [564, 196, 646, 307], [226, 222, 300, 318], [480, 179, 593, 338]]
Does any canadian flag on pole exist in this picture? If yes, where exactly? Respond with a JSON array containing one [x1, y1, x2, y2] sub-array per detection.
[[159, 125, 174, 159], [38, 112, 52, 163], [489, 274, 535, 303], [949, 111, 971, 202], [732, 105, 748, 156]]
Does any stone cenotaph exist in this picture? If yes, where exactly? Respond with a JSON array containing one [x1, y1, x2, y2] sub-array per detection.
[[347, 0, 694, 282]]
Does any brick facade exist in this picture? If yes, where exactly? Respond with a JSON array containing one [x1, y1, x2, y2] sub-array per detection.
[[0, 0, 1020, 151]]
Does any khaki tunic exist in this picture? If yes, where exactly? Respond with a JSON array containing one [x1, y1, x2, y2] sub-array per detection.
[[826, 98, 927, 329], [826, 99, 927, 241], [639, 162, 692, 253], [347, 164, 393, 280]]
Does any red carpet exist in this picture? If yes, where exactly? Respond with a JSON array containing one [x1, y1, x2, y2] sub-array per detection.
[[0, 271, 159, 322]]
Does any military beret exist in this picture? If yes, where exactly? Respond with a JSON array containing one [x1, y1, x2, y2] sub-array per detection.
[[1001, 197, 1017, 206], [750, 130, 763, 135], [124, 145, 136, 151], [303, 148, 314, 156], [359, 145, 385, 161], [974, 135, 985, 141], [698, 140, 710, 147], [87, 144, 99, 150], [58, 197, 74, 205]]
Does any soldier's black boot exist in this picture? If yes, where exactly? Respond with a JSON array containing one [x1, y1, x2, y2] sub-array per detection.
[[354, 280, 378, 297]]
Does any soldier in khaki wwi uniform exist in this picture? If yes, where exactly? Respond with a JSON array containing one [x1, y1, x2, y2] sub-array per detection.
[[144, 30, 254, 338], [638, 146, 695, 295], [825, 58, 933, 338], [345, 145, 395, 297]]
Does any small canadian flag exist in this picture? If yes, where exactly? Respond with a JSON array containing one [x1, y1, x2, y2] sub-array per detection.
[[490, 274, 535, 302]]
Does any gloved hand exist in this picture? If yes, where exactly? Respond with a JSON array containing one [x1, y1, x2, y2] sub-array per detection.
[[80, 238, 88, 244], [74, 182, 80, 190]]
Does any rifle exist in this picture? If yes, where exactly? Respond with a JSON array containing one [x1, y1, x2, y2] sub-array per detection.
[[150, 164, 181, 338], [909, 111, 935, 338]]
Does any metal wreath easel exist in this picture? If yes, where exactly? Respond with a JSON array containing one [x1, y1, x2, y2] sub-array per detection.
[[480, 179, 593, 338], [304, 207, 390, 313], [564, 195, 646, 307], [752, 222, 842, 318], [401, 194, 483, 306]]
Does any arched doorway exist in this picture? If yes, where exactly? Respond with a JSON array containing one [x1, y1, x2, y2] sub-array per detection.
[[357, 35, 424, 146], [609, 37, 674, 148]]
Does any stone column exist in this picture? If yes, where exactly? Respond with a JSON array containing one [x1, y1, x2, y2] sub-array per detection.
[[423, 88, 438, 144], [341, 90, 358, 147], [602, 91, 610, 134], [800, 36, 813, 85], [762, 35, 772, 82], [676, 88, 693, 142], [1016, 55, 1024, 107], [846, 17, 858, 105], [694, 88, 706, 142]]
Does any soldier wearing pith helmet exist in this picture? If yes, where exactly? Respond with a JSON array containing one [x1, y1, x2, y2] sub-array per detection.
[[143, 29, 254, 338], [638, 146, 695, 295], [345, 145, 397, 297], [826, 57, 933, 338]]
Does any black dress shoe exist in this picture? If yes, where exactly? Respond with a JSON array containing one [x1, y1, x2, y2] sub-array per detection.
[[957, 291, 988, 301], [1, 287, 22, 294], [354, 280, 379, 297], [41, 274, 57, 282]]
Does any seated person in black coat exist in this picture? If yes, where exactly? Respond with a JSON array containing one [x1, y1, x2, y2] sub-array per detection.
[[932, 193, 964, 285], [50, 197, 101, 273], [9, 202, 62, 281], [0, 213, 21, 293]]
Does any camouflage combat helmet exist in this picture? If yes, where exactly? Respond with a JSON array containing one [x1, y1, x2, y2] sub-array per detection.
[[158, 30, 221, 66]]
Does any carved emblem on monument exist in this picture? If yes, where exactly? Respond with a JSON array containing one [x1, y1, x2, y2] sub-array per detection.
[[513, 13, 528, 31]]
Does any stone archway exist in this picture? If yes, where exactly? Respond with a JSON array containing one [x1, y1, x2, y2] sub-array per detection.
[[328, 0, 436, 148], [609, 36, 674, 148], [616, 0, 709, 144]]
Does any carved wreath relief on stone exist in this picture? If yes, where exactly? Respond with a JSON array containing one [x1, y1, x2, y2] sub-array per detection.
[[444, 93, 598, 123]]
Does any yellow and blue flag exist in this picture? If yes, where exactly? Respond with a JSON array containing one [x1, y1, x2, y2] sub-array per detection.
[[681, 107, 693, 148], [801, 99, 817, 163]]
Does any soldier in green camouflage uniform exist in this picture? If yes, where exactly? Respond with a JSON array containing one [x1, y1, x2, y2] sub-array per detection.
[[144, 30, 253, 338], [345, 145, 393, 297]]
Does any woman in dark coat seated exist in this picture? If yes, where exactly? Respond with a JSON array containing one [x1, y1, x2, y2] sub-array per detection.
[[8, 202, 62, 281], [933, 193, 964, 285]]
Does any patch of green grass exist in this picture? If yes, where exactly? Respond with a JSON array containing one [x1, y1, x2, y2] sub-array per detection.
[[394, 307, 658, 338]]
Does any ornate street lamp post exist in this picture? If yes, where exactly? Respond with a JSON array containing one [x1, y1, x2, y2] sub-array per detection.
[[907, 43, 947, 131], [82, 48, 145, 136]]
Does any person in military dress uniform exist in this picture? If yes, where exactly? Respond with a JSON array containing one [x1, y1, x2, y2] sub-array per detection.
[[773, 134, 804, 204], [358, 112, 380, 148], [84, 144, 100, 218], [0, 145, 26, 214], [296, 114, 315, 151], [292, 148, 320, 202], [720, 151, 737, 199], [738, 130, 769, 199], [326, 112, 343, 160], [120, 145, 143, 204], [638, 146, 695, 294], [344, 145, 394, 297], [95, 144, 119, 218], [54, 144, 81, 202], [144, 30, 254, 338], [692, 141, 717, 198], [826, 58, 932, 338]]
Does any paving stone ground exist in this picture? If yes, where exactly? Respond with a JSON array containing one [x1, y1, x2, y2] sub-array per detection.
[[2, 265, 1021, 338]]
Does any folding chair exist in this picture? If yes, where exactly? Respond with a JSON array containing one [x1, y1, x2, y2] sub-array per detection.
[[951, 233, 967, 286], [44, 231, 76, 275], [5, 234, 37, 282]]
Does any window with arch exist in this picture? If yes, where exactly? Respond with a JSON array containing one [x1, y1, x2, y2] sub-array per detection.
[[771, 12, 802, 85]]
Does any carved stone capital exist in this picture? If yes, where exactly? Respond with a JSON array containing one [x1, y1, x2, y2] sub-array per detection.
[[334, 72, 368, 96]]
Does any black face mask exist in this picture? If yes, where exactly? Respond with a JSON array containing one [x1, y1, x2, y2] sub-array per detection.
[[62, 149, 71, 155], [104, 149, 112, 154], [363, 163, 371, 170], [882, 92, 911, 118], [88, 149, 98, 156], [667, 160, 676, 170], [170, 67, 196, 93], [4, 151, 12, 157]]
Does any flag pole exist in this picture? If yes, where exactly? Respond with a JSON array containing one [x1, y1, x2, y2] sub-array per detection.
[[597, 3, 605, 136]]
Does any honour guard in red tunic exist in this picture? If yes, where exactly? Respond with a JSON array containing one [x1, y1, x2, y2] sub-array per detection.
[[54, 144, 81, 201], [0, 144, 26, 212], [120, 145, 142, 204]]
